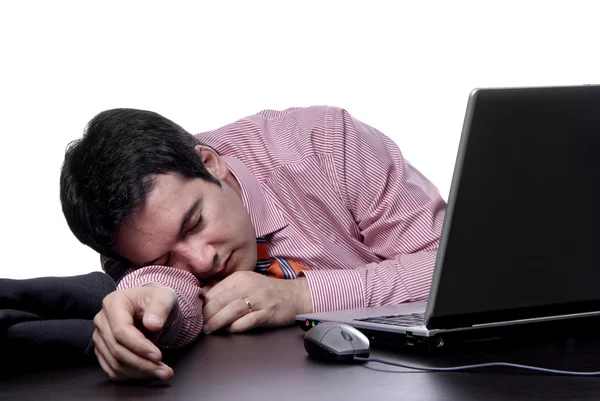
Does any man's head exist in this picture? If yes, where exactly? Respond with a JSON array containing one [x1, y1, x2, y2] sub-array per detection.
[[60, 109, 257, 280]]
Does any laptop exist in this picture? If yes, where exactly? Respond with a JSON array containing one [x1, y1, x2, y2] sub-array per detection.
[[296, 85, 600, 350]]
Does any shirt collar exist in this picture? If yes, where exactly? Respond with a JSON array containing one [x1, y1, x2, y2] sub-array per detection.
[[221, 155, 288, 237]]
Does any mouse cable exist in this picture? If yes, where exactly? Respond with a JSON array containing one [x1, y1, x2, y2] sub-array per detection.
[[353, 357, 600, 376]]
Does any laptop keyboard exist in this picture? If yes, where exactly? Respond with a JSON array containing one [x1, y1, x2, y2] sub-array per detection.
[[355, 312, 425, 327]]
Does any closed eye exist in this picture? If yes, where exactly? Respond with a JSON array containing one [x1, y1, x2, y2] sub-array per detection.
[[148, 215, 203, 267], [188, 215, 203, 234]]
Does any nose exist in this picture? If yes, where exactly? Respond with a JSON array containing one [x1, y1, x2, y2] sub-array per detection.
[[170, 240, 217, 275]]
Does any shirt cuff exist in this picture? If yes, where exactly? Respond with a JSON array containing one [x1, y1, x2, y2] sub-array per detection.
[[116, 265, 204, 349], [299, 269, 365, 313]]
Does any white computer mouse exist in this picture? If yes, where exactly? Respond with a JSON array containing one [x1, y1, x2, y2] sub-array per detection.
[[304, 322, 370, 362]]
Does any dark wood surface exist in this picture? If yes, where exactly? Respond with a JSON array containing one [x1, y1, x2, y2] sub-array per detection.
[[3, 326, 600, 401]]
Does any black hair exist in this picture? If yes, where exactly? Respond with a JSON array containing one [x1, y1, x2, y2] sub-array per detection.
[[60, 108, 220, 261]]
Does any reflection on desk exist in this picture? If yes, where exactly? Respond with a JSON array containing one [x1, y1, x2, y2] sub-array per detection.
[[2, 326, 600, 401]]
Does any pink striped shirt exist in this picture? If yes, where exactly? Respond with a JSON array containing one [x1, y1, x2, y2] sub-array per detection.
[[110, 106, 446, 348]]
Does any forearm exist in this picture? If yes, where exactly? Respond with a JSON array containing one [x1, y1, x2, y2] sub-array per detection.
[[117, 265, 204, 348], [301, 251, 437, 313], [311, 108, 446, 313], [291, 276, 313, 315]]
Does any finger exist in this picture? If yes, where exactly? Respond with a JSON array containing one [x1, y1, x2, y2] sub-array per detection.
[[203, 289, 242, 323], [204, 298, 251, 334], [228, 310, 267, 333], [102, 293, 162, 361], [203, 276, 239, 302], [96, 307, 160, 365], [96, 308, 170, 380], [95, 323, 174, 381], [94, 333, 120, 381], [96, 350, 121, 382], [94, 328, 153, 381], [94, 329, 137, 381], [142, 287, 178, 332]]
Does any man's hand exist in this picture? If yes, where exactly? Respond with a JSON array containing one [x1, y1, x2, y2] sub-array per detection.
[[93, 285, 178, 381], [202, 271, 312, 334]]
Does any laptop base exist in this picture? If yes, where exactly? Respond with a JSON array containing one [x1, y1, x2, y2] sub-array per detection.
[[298, 313, 600, 353]]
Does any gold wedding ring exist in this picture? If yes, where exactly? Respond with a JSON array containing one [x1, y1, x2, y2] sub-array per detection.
[[243, 298, 252, 313]]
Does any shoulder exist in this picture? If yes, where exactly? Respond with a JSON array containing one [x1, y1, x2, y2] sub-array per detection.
[[195, 106, 366, 184], [254, 105, 335, 122], [196, 105, 346, 161]]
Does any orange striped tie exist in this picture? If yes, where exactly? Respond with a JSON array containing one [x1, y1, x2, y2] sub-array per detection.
[[254, 237, 310, 279]]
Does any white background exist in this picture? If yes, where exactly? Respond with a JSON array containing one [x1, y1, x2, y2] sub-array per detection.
[[0, 1, 598, 279]]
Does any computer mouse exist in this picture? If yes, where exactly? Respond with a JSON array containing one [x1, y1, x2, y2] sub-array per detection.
[[304, 322, 370, 362]]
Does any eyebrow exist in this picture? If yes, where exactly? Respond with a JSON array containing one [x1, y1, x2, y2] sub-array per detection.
[[140, 200, 201, 267]]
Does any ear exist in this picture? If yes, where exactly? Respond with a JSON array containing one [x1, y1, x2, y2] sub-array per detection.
[[194, 145, 230, 180]]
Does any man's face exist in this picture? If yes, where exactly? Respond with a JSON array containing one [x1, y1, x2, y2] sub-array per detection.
[[114, 146, 258, 281]]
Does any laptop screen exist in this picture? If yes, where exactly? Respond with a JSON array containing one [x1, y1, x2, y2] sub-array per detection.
[[428, 86, 600, 328]]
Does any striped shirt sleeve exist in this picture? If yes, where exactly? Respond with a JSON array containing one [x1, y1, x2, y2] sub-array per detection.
[[114, 265, 204, 349], [301, 107, 446, 312]]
